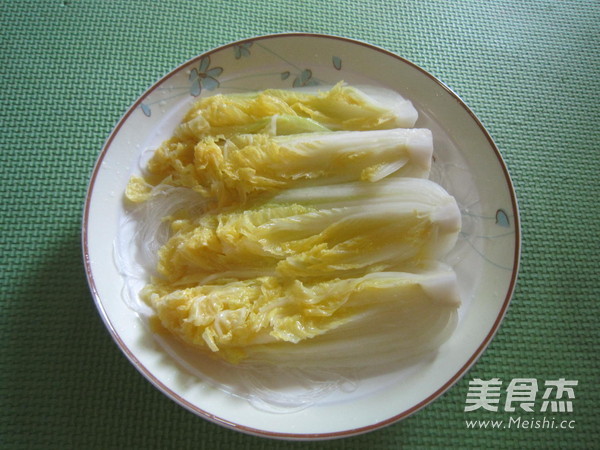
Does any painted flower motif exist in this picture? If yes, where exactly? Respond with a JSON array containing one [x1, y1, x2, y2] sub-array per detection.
[[189, 56, 223, 96], [140, 102, 151, 117], [332, 56, 342, 70], [495, 209, 510, 227], [293, 69, 319, 87], [234, 42, 253, 59]]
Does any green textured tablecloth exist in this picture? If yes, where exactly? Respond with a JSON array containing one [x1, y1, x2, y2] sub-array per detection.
[[2, 0, 598, 448]]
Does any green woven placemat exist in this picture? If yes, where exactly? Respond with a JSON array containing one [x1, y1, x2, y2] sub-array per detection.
[[1, 0, 598, 448]]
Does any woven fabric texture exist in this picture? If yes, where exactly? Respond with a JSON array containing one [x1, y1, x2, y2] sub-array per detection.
[[1, 0, 598, 448]]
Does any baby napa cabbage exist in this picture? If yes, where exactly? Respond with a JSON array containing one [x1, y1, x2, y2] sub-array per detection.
[[142, 263, 460, 367], [140, 178, 461, 365], [130, 83, 418, 195], [152, 178, 461, 285], [176, 81, 418, 139], [127, 128, 433, 206], [123, 83, 464, 370]]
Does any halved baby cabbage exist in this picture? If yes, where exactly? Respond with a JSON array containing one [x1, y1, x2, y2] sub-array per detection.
[[129, 128, 432, 206], [152, 178, 460, 285], [176, 82, 418, 139], [129, 83, 419, 202], [143, 263, 460, 366]]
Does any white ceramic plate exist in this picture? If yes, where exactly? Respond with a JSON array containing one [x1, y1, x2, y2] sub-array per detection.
[[82, 33, 520, 440]]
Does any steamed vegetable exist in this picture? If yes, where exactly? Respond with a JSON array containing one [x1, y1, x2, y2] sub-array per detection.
[[128, 83, 419, 202], [123, 82, 463, 371], [153, 178, 460, 285], [129, 128, 433, 206], [143, 263, 460, 366], [176, 82, 418, 139]]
